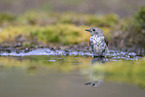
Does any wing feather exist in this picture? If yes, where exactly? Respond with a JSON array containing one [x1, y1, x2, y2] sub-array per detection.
[[104, 36, 108, 46]]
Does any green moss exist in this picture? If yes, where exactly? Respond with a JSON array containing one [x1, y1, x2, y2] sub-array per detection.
[[0, 13, 15, 24], [134, 6, 145, 29], [0, 11, 116, 45], [15, 11, 119, 27], [24, 43, 30, 47], [84, 15, 101, 26], [0, 24, 111, 45], [84, 14, 119, 27], [59, 13, 74, 24], [0, 11, 119, 27]]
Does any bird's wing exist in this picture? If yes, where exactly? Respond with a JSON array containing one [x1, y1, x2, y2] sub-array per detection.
[[104, 36, 108, 46], [89, 39, 91, 47]]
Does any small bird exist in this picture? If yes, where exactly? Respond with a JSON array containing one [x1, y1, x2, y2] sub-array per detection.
[[85, 27, 109, 57]]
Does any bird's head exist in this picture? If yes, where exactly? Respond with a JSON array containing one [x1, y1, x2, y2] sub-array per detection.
[[85, 27, 104, 36]]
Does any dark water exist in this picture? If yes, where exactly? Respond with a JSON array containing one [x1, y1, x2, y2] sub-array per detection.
[[0, 49, 145, 97]]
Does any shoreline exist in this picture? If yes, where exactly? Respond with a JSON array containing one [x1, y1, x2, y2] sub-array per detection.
[[0, 42, 144, 56]]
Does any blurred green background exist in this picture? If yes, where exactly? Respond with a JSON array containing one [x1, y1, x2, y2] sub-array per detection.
[[0, 0, 145, 49]]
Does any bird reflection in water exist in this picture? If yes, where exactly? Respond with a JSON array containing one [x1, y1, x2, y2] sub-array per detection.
[[85, 57, 107, 87]]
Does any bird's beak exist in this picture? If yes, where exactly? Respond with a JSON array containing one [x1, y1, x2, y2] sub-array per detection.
[[85, 29, 90, 32]]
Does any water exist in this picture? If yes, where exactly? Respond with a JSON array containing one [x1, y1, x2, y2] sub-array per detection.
[[0, 49, 145, 97]]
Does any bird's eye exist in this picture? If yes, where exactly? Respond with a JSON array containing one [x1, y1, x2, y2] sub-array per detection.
[[93, 29, 95, 31]]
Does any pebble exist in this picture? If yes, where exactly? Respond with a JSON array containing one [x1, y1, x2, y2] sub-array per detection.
[[0, 48, 142, 61]]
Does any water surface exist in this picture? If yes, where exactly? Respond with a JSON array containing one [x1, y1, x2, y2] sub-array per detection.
[[0, 49, 145, 97]]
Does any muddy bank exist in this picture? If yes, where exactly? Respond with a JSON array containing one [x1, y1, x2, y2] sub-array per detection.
[[0, 41, 89, 53], [0, 41, 144, 56]]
